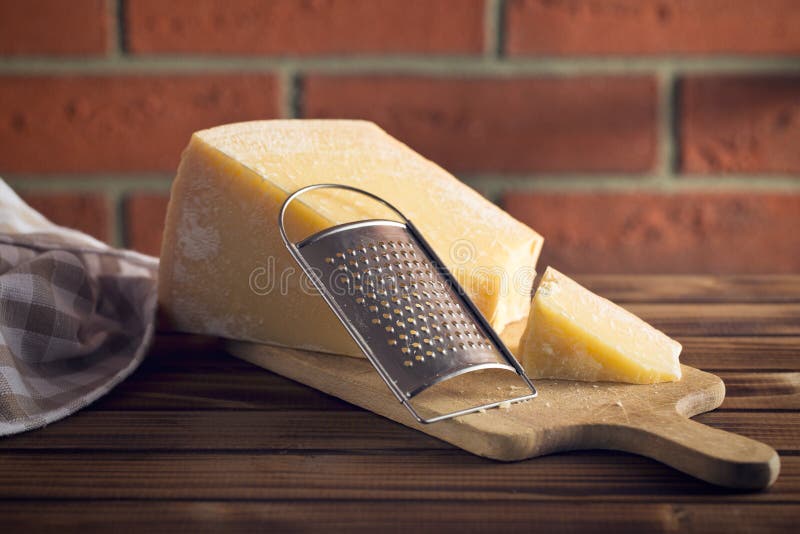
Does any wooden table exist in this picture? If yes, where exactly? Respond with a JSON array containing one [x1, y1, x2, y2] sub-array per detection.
[[1, 275, 799, 532]]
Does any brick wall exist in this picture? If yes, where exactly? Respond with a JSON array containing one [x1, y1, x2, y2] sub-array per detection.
[[1, 0, 799, 273]]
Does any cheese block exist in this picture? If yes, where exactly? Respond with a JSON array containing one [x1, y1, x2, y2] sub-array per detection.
[[519, 267, 681, 384], [158, 120, 543, 357]]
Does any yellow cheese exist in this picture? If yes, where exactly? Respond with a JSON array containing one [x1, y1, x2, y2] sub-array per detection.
[[519, 267, 681, 384], [158, 120, 543, 357]]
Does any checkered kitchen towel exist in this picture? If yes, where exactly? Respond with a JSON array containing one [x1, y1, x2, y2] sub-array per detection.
[[0, 180, 158, 435]]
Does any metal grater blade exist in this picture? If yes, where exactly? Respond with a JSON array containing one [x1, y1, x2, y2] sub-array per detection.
[[279, 184, 537, 424]]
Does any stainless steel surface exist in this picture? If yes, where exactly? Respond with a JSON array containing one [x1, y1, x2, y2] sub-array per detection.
[[278, 184, 536, 424], [298, 220, 516, 397]]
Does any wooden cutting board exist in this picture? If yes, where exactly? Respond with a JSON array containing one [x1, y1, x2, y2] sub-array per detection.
[[226, 341, 780, 490]]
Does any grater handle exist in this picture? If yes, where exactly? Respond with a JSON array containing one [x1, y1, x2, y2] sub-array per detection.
[[278, 184, 411, 249], [277, 184, 417, 406]]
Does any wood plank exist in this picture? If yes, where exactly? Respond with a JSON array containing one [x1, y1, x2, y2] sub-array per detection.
[[85, 337, 800, 412], [91, 361, 356, 412], [623, 303, 800, 336], [678, 337, 800, 371], [718, 372, 800, 410], [576, 275, 800, 304], [695, 412, 800, 450], [1, 410, 797, 453], [0, 451, 797, 501], [92, 335, 355, 412], [145, 332, 225, 363], [0, 410, 447, 452], [2, 501, 797, 533]]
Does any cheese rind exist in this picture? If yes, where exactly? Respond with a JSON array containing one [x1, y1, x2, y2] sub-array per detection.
[[158, 120, 543, 357], [519, 267, 681, 384]]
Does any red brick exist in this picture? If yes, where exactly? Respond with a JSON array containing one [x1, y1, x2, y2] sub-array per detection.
[[126, 0, 484, 55], [680, 76, 800, 174], [124, 193, 169, 256], [304, 76, 657, 173], [506, 0, 800, 55], [21, 192, 110, 242], [504, 192, 800, 274], [0, 74, 278, 173], [0, 0, 110, 56]]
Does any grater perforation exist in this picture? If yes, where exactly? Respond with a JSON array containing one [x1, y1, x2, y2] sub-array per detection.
[[279, 184, 537, 424]]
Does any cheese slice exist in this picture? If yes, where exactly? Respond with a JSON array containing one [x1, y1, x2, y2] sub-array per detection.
[[519, 267, 681, 384], [158, 120, 543, 357]]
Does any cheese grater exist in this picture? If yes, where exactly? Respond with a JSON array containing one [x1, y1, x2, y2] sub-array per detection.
[[278, 184, 537, 424]]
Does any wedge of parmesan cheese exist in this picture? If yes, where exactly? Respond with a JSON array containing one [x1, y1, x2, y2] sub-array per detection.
[[158, 120, 543, 357], [519, 267, 682, 384]]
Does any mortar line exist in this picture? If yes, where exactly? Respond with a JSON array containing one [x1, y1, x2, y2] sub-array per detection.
[[5, 173, 800, 194], [276, 67, 294, 119], [1, 56, 799, 75], [484, 0, 505, 58], [2, 175, 174, 192], [292, 71, 305, 118], [672, 73, 685, 177], [655, 66, 678, 180], [109, 188, 126, 248], [461, 175, 800, 197], [109, 0, 125, 58]]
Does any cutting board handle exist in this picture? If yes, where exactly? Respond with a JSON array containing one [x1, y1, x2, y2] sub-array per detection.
[[610, 413, 780, 490]]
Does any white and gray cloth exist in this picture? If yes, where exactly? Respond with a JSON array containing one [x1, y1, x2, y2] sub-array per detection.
[[0, 180, 159, 435]]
